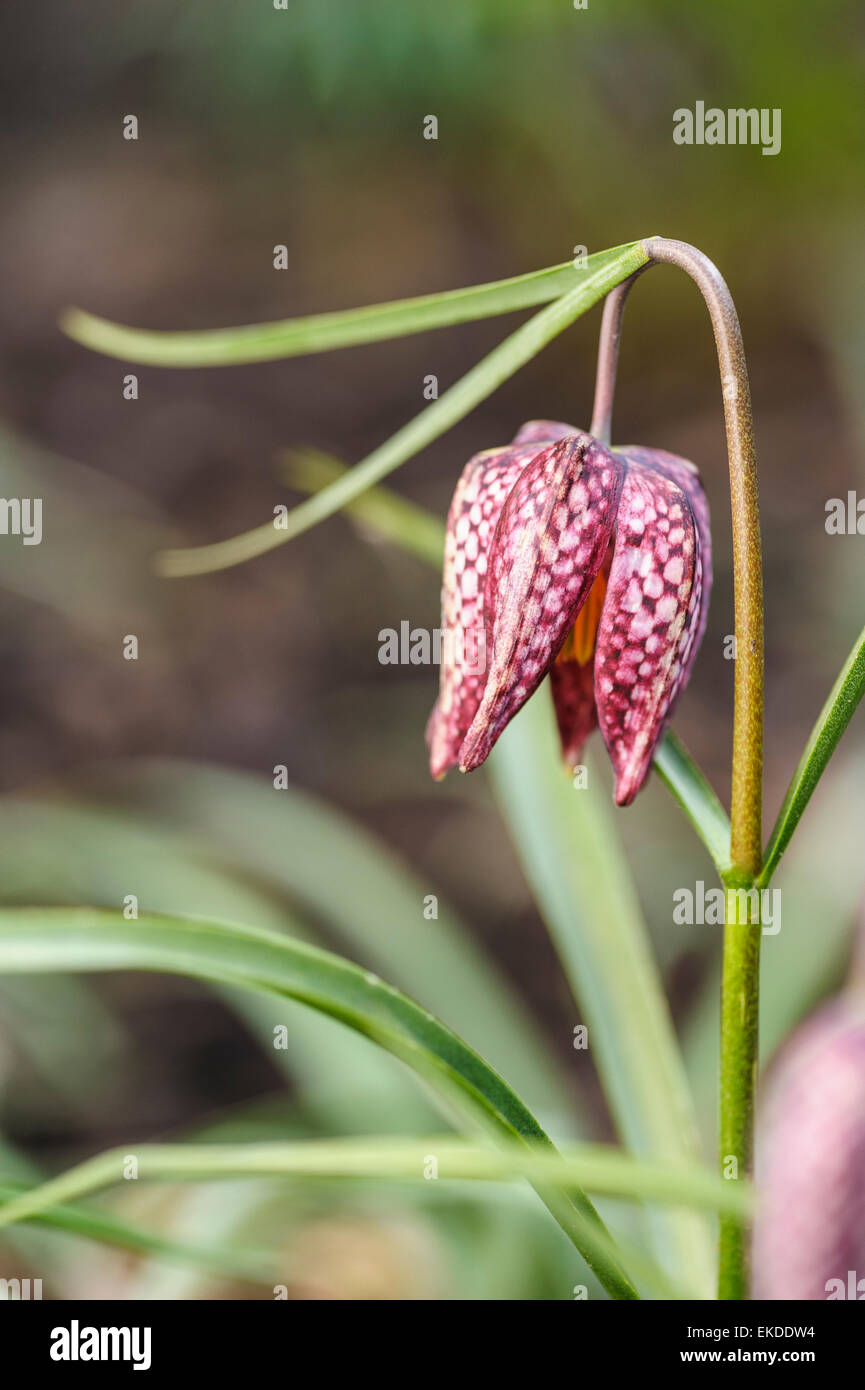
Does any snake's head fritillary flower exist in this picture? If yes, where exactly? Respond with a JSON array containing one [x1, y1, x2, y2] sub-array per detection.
[[752, 998, 865, 1301], [426, 420, 711, 804]]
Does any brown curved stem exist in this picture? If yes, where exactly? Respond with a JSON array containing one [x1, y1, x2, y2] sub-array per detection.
[[644, 239, 764, 876], [590, 271, 644, 445], [592, 238, 765, 1299]]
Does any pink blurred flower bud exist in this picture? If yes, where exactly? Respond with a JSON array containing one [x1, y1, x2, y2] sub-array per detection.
[[752, 998, 865, 1300]]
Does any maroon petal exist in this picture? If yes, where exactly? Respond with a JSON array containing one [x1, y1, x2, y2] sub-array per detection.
[[459, 434, 625, 770], [618, 445, 713, 666], [548, 545, 610, 764], [426, 447, 529, 776], [550, 657, 598, 766], [426, 422, 577, 778], [595, 447, 712, 805], [511, 419, 576, 446]]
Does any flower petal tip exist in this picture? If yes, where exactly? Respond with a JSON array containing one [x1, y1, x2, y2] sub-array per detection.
[[427, 737, 457, 781], [456, 736, 488, 775], [612, 754, 656, 806]]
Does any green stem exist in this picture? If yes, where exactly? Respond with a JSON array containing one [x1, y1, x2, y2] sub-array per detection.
[[643, 239, 764, 877], [717, 878, 761, 1300]]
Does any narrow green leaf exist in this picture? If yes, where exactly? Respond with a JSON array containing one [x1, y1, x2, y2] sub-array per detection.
[[760, 621, 865, 886], [60, 244, 644, 368], [488, 705, 717, 1297], [0, 1181, 277, 1285], [155, 241, 650, 576], [0, 1137, 749, 1229], [653, 731, 732, 878], [0, 907, 638, 1299]]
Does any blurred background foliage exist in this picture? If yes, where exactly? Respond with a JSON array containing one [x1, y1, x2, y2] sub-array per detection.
[[0, 0, 863, 1298]]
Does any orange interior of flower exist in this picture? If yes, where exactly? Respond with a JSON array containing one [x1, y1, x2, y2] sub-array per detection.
[[556, 562, 608, 667]]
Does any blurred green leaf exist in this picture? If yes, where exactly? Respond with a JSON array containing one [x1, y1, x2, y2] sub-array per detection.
[[0, 906, 638, 1299], [0, 787, 574, 1146], [280, 447, 445, 568], [0, 974, 126, 1108], [0, 427, 169, 639], [101, 760, 576, 1134], [0, 797, 444, 1134], [488, 704, 716, 1296], [0, 1181, 277, 1286], [0, 1136, 749, 1224]]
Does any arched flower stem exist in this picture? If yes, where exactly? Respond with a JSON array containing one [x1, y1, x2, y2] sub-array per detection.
[[591, 238, 765, 1300], [590, 270, 645, 445]]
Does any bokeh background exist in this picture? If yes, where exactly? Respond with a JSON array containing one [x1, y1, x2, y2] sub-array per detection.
[[0, 0, 863, 1298]]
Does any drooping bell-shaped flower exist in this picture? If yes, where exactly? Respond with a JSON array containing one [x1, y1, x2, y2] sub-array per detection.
[[751, 998, 865, 1301], [426, 420, 711, 804]]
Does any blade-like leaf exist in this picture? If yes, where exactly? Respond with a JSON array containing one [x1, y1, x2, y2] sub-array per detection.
[[60, 244, 644, 367], [0, 1137, 749, 1227], [653, 731, 732, 878], [760, 620, 865, 886], [0, 907, 638, 1299], [155, 241, 650, 576]]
